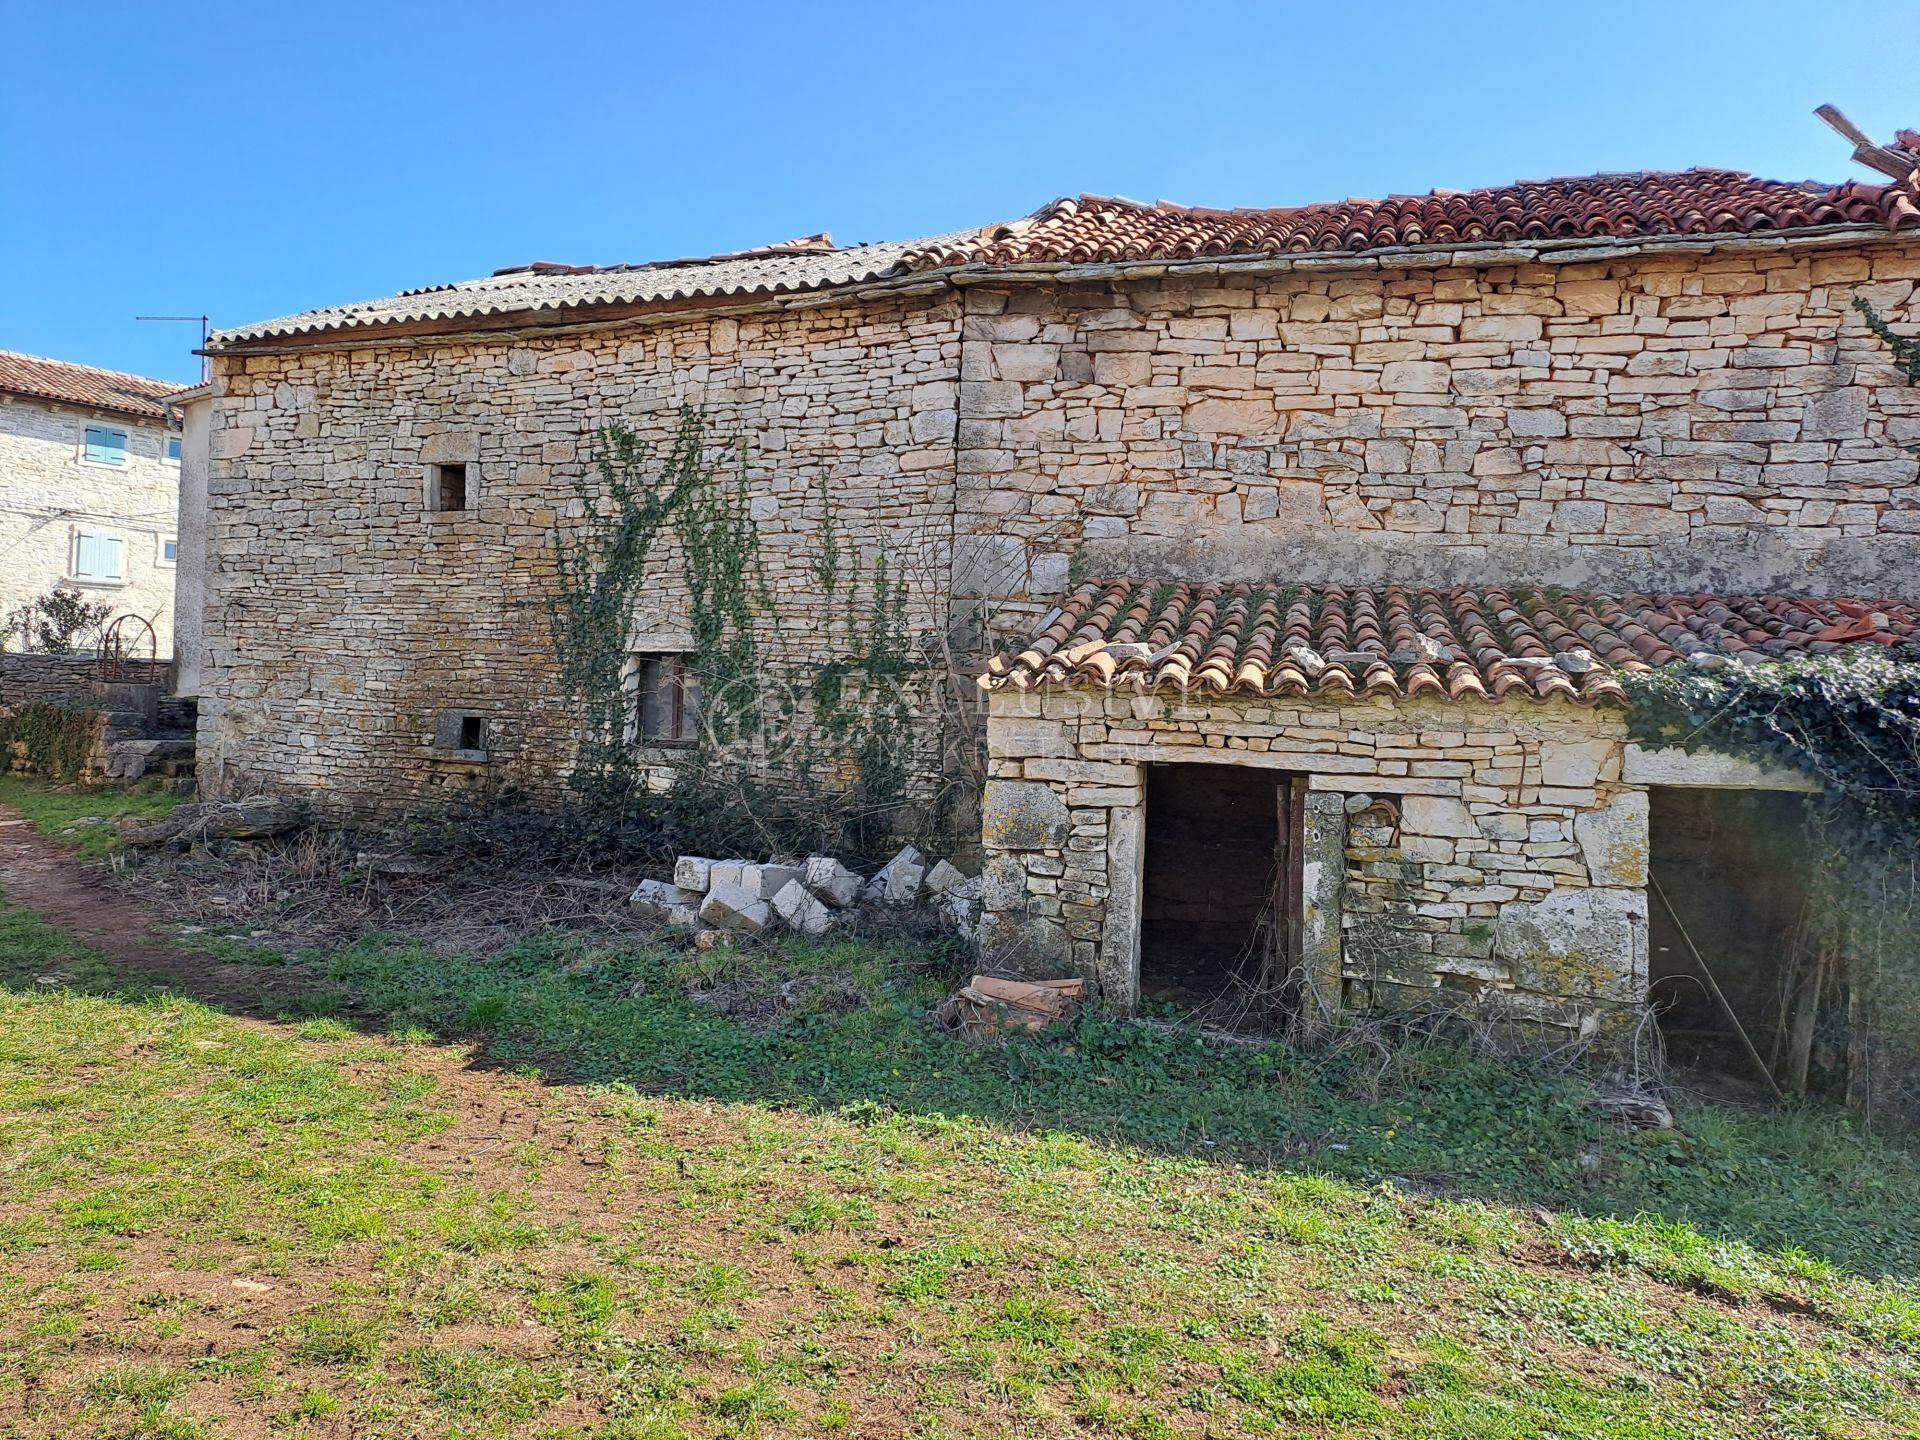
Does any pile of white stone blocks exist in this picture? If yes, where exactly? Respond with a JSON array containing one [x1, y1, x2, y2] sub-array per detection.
[[629, 845, 984, 938]]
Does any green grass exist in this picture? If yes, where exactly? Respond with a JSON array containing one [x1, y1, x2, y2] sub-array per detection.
[[0, 775, 182, 856], [1, 903, 1919, 1435]]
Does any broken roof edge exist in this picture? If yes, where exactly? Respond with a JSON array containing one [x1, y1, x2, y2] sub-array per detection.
[[206, 217, 1912, 354]]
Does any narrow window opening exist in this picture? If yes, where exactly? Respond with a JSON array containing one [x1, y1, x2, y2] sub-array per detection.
[[432, 463, 469, 511], [629, 654, 700, 745], [458, 714, 487, 751]]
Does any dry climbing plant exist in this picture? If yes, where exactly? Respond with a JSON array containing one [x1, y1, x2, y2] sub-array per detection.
[[547, 408, 963, 867]]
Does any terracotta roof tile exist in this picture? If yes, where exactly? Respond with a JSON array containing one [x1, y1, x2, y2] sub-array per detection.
[[980, 582, 1920, 706], [905, 170, 1920, 270], [0, 350, 178, 422]]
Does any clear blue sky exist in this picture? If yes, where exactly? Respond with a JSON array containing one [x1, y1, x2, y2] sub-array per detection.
[[4, 0, 1915, 385]]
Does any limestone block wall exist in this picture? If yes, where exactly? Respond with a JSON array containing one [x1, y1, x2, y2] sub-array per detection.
[[954, 238, 1920, 627], [198, 296, 963, 819], [0, 397, 180, 653], [981, 688, 1657, 1038], [200, 230, 1920, 826]]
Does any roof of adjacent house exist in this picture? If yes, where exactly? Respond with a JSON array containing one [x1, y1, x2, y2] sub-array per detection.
[[211, 165, 1920, 347], [0, 349, 180, 422], [979, 581, 1920, 706]]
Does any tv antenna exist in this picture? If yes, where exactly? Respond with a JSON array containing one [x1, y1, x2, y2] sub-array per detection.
[[135, 314, 210, 382]]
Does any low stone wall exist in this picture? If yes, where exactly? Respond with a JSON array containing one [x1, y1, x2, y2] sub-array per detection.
[[980, 688, 1663, 1040], [0, 654, 102, 707]]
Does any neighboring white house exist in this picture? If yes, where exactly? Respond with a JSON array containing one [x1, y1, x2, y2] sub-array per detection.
[[0, 349, 184, 659]]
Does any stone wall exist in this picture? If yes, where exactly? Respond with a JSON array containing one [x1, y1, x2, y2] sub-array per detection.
[[954, 238, 1920, 629], [198, 295, 964, 820], [200, 230, 1920, 826], [1, 653, 114, 707], [981, 687, 1670, 1038], [0, 397, 180, 654]]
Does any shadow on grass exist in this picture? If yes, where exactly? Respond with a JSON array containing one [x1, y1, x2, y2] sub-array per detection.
[[6, 906, 1918, 1282]]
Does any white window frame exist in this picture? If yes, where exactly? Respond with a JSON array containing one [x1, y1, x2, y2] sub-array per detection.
[[80, 424, 130, 469], [164, 433, 184, 464], [156, 535, 179, 568], [71, 529, 127, 585]]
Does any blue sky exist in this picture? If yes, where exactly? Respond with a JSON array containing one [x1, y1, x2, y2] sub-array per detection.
[[4, 1, 1915, 385]]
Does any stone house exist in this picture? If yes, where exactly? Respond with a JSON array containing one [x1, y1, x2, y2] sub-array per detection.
[[201, 157, 1920, 1032], [0, 350, 185, 659]]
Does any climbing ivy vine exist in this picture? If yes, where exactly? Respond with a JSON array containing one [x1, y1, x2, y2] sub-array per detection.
[[546, 408, 945, 867], [548, 408, 706, 824]]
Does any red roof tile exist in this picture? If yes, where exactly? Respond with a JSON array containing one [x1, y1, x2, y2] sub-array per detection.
[[906, 170, 1920, 270], [0, 350, 179, 422], [980, 581, 1920, 706]]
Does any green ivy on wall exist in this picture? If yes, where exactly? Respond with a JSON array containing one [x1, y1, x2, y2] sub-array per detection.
[[0, 703, 100, 781]]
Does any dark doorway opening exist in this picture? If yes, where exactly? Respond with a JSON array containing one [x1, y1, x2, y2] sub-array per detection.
[[1649, 787, 1819, 1096], [1140, 764, 1301, 1023]]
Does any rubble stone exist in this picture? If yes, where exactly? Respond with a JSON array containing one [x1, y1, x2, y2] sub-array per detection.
[[868, 845, 927, 904], [752, 863, 805, 900], [924, 859, 969, 895], [673, 856, 718, 892], [700, 881, 770, 934], [629, 878, 700, 920], [802, 855, 863, 907], [771, 880, 836, 936]]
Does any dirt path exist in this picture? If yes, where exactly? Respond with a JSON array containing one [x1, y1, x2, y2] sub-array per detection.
[[0, 805, 293, 1014]]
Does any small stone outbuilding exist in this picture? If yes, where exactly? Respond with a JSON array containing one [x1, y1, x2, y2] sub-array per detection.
[[976, 581, 1900, 1038]]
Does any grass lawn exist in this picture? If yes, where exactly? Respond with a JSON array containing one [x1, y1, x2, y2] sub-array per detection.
[[3, 788, 1920, 1435], [0, 776, 182, 857]]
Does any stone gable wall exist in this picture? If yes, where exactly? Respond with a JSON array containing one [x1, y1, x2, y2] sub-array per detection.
[[1, 397, 180, 655], [954, 239, 1920, 630], [198, 296, 963, 818]]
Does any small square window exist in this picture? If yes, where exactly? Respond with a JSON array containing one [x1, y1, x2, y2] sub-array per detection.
[[158, 537, 179, 566], [628, 654, 700, 745], [432, 709, 490, 758], [72, 530, 125, 583], [165, 435, 183, 462], [84, 426, 127, 466], [430, 463, 470, 512]]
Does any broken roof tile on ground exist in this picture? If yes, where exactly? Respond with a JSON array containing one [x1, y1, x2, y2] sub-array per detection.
[[980, 581, 1920, 705]]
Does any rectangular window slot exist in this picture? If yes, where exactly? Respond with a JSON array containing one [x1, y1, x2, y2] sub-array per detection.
[[432, 710, 490, 759], [432, 463, 469, 512]]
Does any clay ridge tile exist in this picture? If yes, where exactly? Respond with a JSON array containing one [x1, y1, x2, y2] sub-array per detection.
[[978, 581, 1920, 706]]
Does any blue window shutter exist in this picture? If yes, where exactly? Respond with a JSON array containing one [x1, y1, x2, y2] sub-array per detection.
[[75, 533, 123, 580], [84, 427, 126, 464]]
